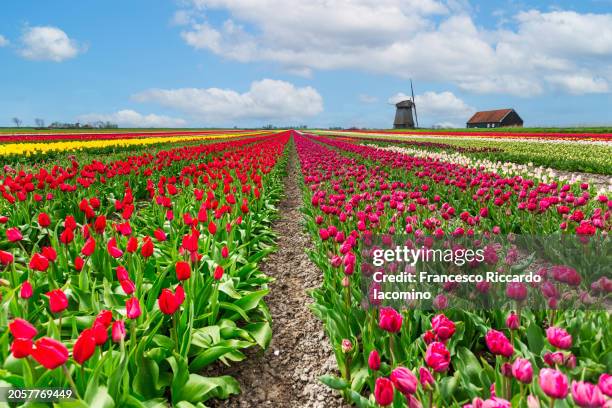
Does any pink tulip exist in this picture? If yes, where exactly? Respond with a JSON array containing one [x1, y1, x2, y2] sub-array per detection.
[[511, 358, 533, 384], [425, 342, 450, 372], [390, 367, 417, 395], [539, 368, 568, 400], [379, 307, 402, 333], [546, 327, 572, 349], [571, 381, 606, 407]]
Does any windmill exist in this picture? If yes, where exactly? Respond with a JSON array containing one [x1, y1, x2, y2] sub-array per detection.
[[392, 79, 419, 129]]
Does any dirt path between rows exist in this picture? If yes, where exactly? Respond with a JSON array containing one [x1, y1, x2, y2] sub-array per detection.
[[210, 142, 348, 408]]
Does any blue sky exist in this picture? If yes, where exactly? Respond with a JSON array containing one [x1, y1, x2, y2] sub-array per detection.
[[1, 0, 611, 128]]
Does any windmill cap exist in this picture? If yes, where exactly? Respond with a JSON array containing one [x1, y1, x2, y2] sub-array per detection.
[[395, 100, 414, 107]]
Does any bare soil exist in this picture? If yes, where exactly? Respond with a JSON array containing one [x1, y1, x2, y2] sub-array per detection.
[[209, 144, 348, 408]]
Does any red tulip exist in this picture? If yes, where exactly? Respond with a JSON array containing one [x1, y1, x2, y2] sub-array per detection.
[[73, 328, 96, 364], [175, 261, 191, 281], [419, 367, 435, 389], [154, 228, 167, 242], [505, 312, 520, 330], [485, 329, 514, 357], [539, 368, 568, 399], [31, 337, 69, 369], [92, 322, 108, 345], [431, 314, 455, 341], [107, 238, 123, 258], [126, 236, 138, 253], [81, 237, 96, 256], [41, 246, 57, 262], [368, 349, 381, 371], [175, 285, 185, 305], [6, 227, 23, 242], [93, 215, 106, 234], [112, 320, 126, 343], [74, 256, 85, 271], [116, 265, 130, 281], [221, 246, 229, 258], [29, 253, 49, 271], [425, 342, 450, 372], [214, 265, 224, 280], [0, 250, 14, 265], [141, 236, 154, 257], [158, 288, 180, 314], [120, 279, 135, 295], [9, 318, 38, 339], [126, 297, 141, 319], [11, 338, 33, 358], [379, 307, 402, 333], [546, 327, 572, 350], [390, 367, 418, 395], [47, 289, 68, 313], [374, 377, 395, 406], [20, 281, 33, 299], [59, 228, 74, 244], [208, 221, 217, 235], [38, 213, 51, 227], [95, 310, 113, 328]]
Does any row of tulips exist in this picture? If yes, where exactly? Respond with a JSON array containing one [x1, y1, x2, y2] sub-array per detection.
[[0, 132, 290, 406], [294, 132, 610, 407]]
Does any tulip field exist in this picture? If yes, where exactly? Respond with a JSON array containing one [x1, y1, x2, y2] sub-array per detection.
[[0, 129, 611, 407]]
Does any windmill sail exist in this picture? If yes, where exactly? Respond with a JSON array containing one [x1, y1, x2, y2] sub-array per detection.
[[410, 79, 419, 128]]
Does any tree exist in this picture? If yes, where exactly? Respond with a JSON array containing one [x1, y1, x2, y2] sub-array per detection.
[[35, 118, 45, 128], [12, 117, 22, 128]]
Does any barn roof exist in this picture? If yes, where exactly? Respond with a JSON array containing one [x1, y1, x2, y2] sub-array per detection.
[[467, 109, 514, 124]]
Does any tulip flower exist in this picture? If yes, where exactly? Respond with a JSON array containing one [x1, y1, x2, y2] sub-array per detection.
[[539, 368, 569, 400], [221, 246, 229, 258], [11, 338, 33, 358], [29, 253, 50, 272], [570, 381, 605, 407], [126, 297, 141, 319], [20, 281, 33, 299], [505, 312, 520, 330], [158, 288, 180, 315], [141, 236, 154, 257], [47, 289, 68, 313], [95, 310, 113, 328], [419, 367, 434, 389], [425, 342, 450, 372], [390, 367, 418, 395], [175, 261, 191, 281], [126, 236, 138, 253], [546, 327, 572, 350], [598, 374, 612, 397], [81, 237, 96, 256], [31, 337, 69, 369], [214, 265, 224, 280], [6, 227, 23, 242], [368, 349, 381, 371], [120, 279, 135, 295], [116, 265, 130, 281], [74, 256, 85, 271], [9, 318, 38, 339], [38, 212, 51, 227], [0, 250, 14, 265], [374, 377, 395, 406], [511, 358, 533, 384], [485, 330, 514, 358], [112, 320, 126, 343], [92, 322, 108, 345], [431, 314, 455, 341], [73, 329, 96, 364], [379, 307, 402, 333]]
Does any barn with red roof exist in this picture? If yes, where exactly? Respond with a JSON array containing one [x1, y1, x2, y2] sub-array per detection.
[[466, 108, 523, 128]]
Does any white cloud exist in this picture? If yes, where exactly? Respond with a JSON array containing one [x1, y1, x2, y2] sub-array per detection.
[[19, 26, 84, 62], [77, 110, 186, 127], [132, 79, 323, 123], [359, 94, 379, 104], [0, 35, 9, 47], [176, 2, 612, 96], [389, 91, 475, 120], [546, 74, 609, 94]]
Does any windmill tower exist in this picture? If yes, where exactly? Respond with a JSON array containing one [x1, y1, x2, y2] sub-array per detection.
[[393, 80, 419, 129]]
